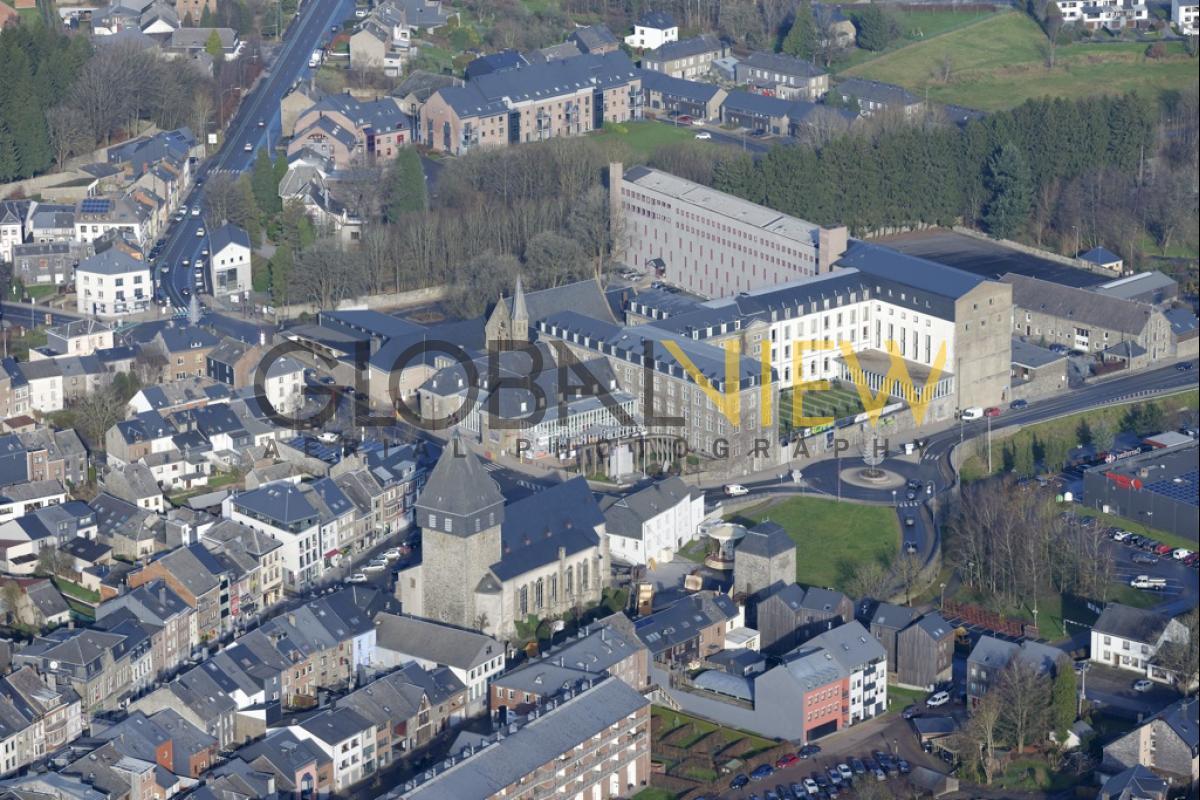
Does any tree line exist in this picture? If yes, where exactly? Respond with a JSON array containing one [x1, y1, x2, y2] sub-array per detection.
[[710, 90, 1198, 266]]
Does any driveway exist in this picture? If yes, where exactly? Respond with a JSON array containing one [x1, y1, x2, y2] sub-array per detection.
[[1081, 662, 1182, 720]]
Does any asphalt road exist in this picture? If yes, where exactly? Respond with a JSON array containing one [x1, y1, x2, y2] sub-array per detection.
[[155, 0, 352, 312], [0, 301, 80, 330]]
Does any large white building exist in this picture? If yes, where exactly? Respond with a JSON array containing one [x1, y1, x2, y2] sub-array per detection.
[[1090, 602, 1190, 682], [73, 196, 146, 246], [613, 164, 849, 299], [624, 10, 678, 50], [805, 621, 888, 724], [75, 249, 152, 318], [208, 223, 252, 297], [600, 476, 705, 566], [222, 482, 324, 592], [1055, 0, 1147, 28]]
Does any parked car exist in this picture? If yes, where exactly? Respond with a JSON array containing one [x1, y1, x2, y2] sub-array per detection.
[[802, 778, 819, 796], [873, 768, 887, 782], [383, 548, 402, 560], [797, 744, 820, 758], [724, 484, 749, 497], [363, 558, 388, 573], [345, 573, 368, 584], [1112, 530, 1133, 542], [1176, 362, 1194, 371], [897, 759, 911, 775], [901, 704, 920, 719], [926, 690, 950, 707], [751, 764, 775, 781], [984, 406, 1002, 417], [961, 407, 984, 420], [850, 758, 865, 775], [837, 764, 853, 783], [731, 774, 749, 790], [1172, 548, 1194, 560], [1155, 544, 1174, 556], [1133, 679, 1153, 692], [776, 753, 799, 769], [1010, 398, 1029, 409], [1130, 575, 1167, 590], [1132, 553, 1159, 566], [826, 768, 841, 785]]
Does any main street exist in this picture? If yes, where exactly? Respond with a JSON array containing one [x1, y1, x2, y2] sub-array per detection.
[[155, 0, 352, 312]]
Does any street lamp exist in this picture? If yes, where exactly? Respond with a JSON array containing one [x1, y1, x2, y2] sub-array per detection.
[[892, 489, 897, 507], [939, 582, 946, 609]]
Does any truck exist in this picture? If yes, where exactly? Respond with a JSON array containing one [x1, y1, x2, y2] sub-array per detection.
[[309, 49, 323, 68], [1130, 575, 1167, 590]]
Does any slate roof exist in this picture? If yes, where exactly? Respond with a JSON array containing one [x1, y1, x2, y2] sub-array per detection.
[[739, 50, 825, 79], [493, 477, 604, 581], [779, 646, 848, 690], [865, 601, 919, 632], [799, 586, 850, 615], [645, 33, 724, 63], [76, 248, 148, 277], [638, 68, 723, 103], [803, 620, 886, 670], [737, 521, 794, 559], [1081, 246, 1122, 266], [513, 622, 642, 679], [147, 543, 224, 597], [1093, 602, 1174, 644], [570, 24, 619, 52], [465, 49, 528, 79], [374, 613, 503, 669], [1011, 338, 1066, 368], [1001, 273, 1157, 334], [835, 77, 921, 107], [720, 88, 795, 118], [913, 612, 953, 641], [0, 434, 29, 488], [1152, 696, 1198, 754], [500, 277, 615, 325], [416, 433, 504, 520], [633, 591, 737, 655], [404, 678, 647, 800], [305, 94, 410, 133], [841, 241, 985, 302], [209, 223, 250, 255], [601, 476, 697, 539], [25, 580, 70, 621], [237, 730, 328, 784], [1099, 764, 1168, 800], [232, 482, 318, 528], [637, 10, 676, 28]]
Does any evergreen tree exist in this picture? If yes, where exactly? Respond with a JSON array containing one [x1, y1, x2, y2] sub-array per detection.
[[200, 6, 215, 26], [983, 143, 1033, 239], [1013, 440, 1036, 477], [251, 148, 281, 215], [853, 5, 895, 51], [383, 149, 428, 221], [781, 0, 817, 60], [205, 29, 224, 61], [1050, 665, 1077, 742], [269, 244, 294, 306]]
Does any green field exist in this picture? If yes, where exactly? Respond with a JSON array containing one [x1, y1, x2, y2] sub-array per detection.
[[733, 496, 899, 590], [591, 121, 704, 158], [834, 7, 1003, 72], [845, 12, 1198, 110], [779, 384, 867, 433]]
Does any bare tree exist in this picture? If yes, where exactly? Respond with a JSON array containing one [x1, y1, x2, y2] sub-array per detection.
[[1154, 608, 1199, 693], [844, 560, 891, 601], [291, 239, 363, 309], [998, 659, 1051, 753], [0, 580, 23, 625], [46, 106, 94, 170], [937, 54, 954, 83], [896, 551, 924, 605], [963, 689, 1004, 784]]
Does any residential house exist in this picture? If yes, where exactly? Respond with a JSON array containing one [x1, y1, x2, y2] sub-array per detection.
[[73, 196, 146, 246], [281, 81, 327, 138], [833, 77, 923, 116], [1101, 696, 1198, 787], [0, 667, 84, 777], [490, 621, 649, 716], [165, 27, 242, 60], [128, 542, 227, 642], [735, 51, 829, 100], [287, 708, 378, 792], [372, 613, 506, 714], [107, 127, 196, 183], [757, 583, 854, 655], [101, 462, 164, 513], [599, 476, 704, 566], [859, 600, 919, 673], [28, 203, 75, 244], [199, 517, 283, 612], [0, 479, 67, 523], [625, 9, 678, 50], [89, 492, 162, 560], [570, 24, 619, 54], [966, 635, 1068, 706], [289, 94, 412, 169], [11, 243, 73, 287], [0, 578, 71, 631], [633, 591, 739, 666], [1081, 245, 1125, 274], [146, 324, 221, 382], [95, 580, 195, 677], [205, 223, 253, 297], [223, 482, 323, 593], [17, 361, 63, 415], [641, 34, 727, 80], [106, 410, 175, 467], [895, 611, 954, 690], [94, 707, 219, 778], [1091, 602, 1190, 681], [0, 201, 32, 263], [18, 427, 88, 486], [349, 1, 414, 76], [1098, 764, 1170, 800], [13, 626, 145, 712], [419, 51, 642, 155], [74, 248, 152, 318], [46, 319, 115, 358], [802, 621, 888, 724], [337, 662, 468, 768], [399, 677, 650, 800], [175, 0, 216, 25], [390, 70, 462, 118], [639, 69, 727, 122], [720, 89, 798, 135], [234, 729, 332, 797], [1056, 0, 1148, 29]]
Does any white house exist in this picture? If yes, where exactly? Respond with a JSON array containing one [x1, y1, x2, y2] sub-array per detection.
[[0, 201, 31, 264], [1090, 602, 1190, 682], [45, 320, 115, 358], [0, 480, 67, 524], [1055, 0, 1148, 28], [624, 10, 678, 50], [18, 361, 64, 415], [73, 196, 146, 246], [600, 476, 704, 566], [223, 482, 324, 593], [290, 709, 378, 791], [75, 249, 152, 319], [208, 223, 252, 298], [1172, 0, 1198, 33], [263, 356, 306, 416]]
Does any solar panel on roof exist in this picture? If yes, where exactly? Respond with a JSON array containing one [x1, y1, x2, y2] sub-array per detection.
[[80, 198, 111, 213]]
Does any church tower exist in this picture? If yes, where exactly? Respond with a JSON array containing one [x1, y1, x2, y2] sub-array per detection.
[[511, 274, 529, 342], [415, 433, 505, 631], [484, 275, 530, 346]]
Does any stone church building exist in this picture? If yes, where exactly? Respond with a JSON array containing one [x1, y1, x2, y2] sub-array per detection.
[[396, 433, 610, 640]]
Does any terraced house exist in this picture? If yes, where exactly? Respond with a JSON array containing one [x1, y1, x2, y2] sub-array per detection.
[[419, 51, 642, 154]]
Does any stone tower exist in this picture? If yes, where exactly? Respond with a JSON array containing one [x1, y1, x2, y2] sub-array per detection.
[[415, 433, 505, 631], [484, 275, 529, 347], [510, 274, 529, 343]]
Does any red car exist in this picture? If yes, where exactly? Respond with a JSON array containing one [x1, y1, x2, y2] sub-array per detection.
[[984, 406, 1002, 417], [1155, 544, 1174, 556], [776, 753, 800, 769]]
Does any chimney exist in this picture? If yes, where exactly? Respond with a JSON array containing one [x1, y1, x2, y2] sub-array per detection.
[[159, 586, 166, 605], [817, 226, 849, 274]]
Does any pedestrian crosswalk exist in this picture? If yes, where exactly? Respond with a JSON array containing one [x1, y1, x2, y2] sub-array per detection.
[[482, 462, 501, 472]]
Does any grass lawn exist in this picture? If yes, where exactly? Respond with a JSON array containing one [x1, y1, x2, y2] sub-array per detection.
[[23, 284, 57, 300], [591, 121, 701, 159], [833, 7, 1002, 72], [996, 757, 1079, 792], [676, 537, 709, 563], [844, 12, 1197, 110], [651, 706, 776, 755], [732, 496, 898, 591], [886, 685, 927, 715], [633, 790, 677, 800], [780, 383, 867, 433], [53, 577, 101, 604]]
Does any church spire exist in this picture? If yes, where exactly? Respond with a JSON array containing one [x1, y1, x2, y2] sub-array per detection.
[[512, 274, 528, 322]]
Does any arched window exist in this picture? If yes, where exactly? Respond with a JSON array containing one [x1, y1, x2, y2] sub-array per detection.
[[535, 578, 544, 610], [519, 585, 529, 616]]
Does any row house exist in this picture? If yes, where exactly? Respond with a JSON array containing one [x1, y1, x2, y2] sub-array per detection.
[[641, 34, 727, 80], [0, 667, 84, 777], [11, 243, 74, 287], [11, 428, 88, 486], [89, 492, 162, 561], [14, 625, 150, 712], [632, 591, 740, 667], [1090, 602, 1191, 683], [1056, 0, 1148, 28], [349, 0, 415, 76], [234, 729, 333, 797], [128, 542, 227, 643], [73, 195, 147, 246], [289, 94, 413, 170], [93, 708, 219, 780], [758, 583, 854, 656], [74, 247, 152, 319], [46, 319, 115, 359], [287, 708, 379, 793], [336, 662, 468, 769], [28, 203, 75, 244], [0, 201, 33, 263], [734, 51, 829, 101], [96, 580, 196, 677], [420, 51, 642, 155]]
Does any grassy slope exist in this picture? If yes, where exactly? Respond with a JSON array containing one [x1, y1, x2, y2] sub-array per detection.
[[734, 496, 899, 591], [845, 12, 1197, 110]]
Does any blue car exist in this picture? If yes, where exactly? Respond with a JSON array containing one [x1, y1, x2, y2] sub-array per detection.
[[731, 774, 750, 790], [1010, 398, 1029, 409], [751, 763, 776, 781]]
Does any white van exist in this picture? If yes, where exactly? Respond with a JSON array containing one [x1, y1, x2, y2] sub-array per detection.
[[961, 407, 984, 421], [723, 484, 749, 497], [1130, 575, 1167, 590]]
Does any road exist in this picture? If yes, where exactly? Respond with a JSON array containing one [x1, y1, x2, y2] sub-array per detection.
[[0, 300, 81, 330], [155, 0, 352, 313]]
